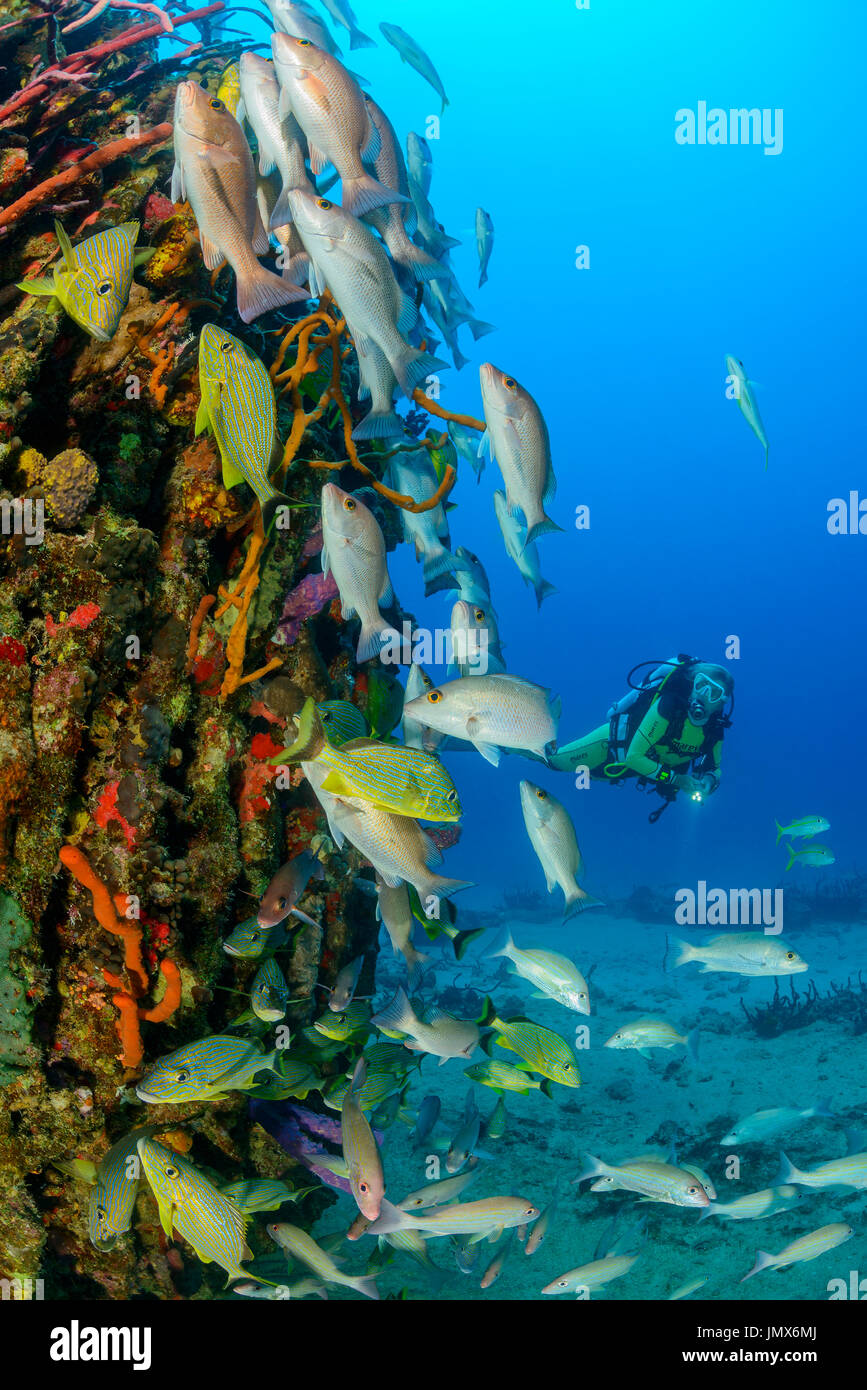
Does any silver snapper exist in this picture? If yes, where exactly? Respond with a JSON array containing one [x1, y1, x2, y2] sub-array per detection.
[[286, 187, 446, 397], [494, 490, 556, 609], [270, 34, 397, 217], [385, 448, 460, 589], [479, 362, 562, 546], [402, 673, 560, 766], [362, 97, 445, 285], [520, 780, 597, 918], [332, 799, 473, 902], [320, 482, 398, 662], [237, 52, 314, 231], [171, 80, 307, 323]]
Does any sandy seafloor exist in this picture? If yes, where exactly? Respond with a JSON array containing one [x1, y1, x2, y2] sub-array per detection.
[[278, 908, 867, 1303]]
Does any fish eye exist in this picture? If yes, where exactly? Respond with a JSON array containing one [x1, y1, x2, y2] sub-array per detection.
[[176, 1069, 190, 1083], [535, 788, 547, 800], [446, 789, 457, 802], [166, 1165, 179, 1178], [209, 98, 224, 110], [503, 376, 517, 390], [359, 1182, 369, 1193], [526, 1206, 536, 1216], [473, 608, 485, 621], [96, 281, 112, 296], [220, 340, 233, 353], [426, 690, 442, 703], [786, 951, 795, 960], [344, 497, 357, 511], [317, 198, 333, 209], [296, 37, 312, 45], [97, 1206, 106, 1220], [687, 1185, 699, 1195], [277, 896, 287, 909]]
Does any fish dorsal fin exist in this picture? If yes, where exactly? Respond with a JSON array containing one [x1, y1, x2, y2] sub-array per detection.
[[54, 220, 76, 271]]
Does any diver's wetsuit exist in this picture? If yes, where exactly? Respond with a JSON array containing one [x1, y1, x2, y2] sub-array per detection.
[[551, 694, 724, 786]]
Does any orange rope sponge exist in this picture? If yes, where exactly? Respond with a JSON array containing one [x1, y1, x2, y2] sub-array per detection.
[[59, 844, 148, 994], [140, 959, 182, 1023]]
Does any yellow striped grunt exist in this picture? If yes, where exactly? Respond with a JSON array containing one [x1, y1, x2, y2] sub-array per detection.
[[137, 1140, 254, 1285], [196, 324, 291, 533], [699, 1186, 803, 1222], [267, 1222, 379, 1298], [398, 1171, 477, 1210], [216, 60, 242, 116], [486, 1012, 581, 1089], [219, 1179, 296, 1214], [251, 958, 290, 1022], [18, 220, 153, 342], [136, 1035, 279, 1103], [87, 1126, 160, 1250], [464, 1058, 550, 1098], [741, 1223, 853, 1282]]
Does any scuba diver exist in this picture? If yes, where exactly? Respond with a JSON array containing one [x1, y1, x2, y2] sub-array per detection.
[[549, 656, 735, 823]]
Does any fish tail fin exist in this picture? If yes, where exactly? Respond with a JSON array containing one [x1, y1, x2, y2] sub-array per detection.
[[535, 579, 557, 608], [486, 928, 515, 961], [774, 1150, 800, 1186], [452, 926, 487, 961], [573, 1153, 604, 1187], [357, 618, 400, 664], [393, 347, 449, 400], [697, 1203, 716, 1222], [351, 1273, 380, 1299], [371, 985, 417, 1035], [260, 492, 292, 537], [402, 240, 449, 283], [539, 1078, 554, 1100], [785, 842, 797, 871], [775, 819, 785, 846], [404, 944, 430, 993], [270, 184, 294, 229], [467, 318, 495, 341], [351, 409, 404, 442], [813, 1098, 837, 1120], [478, 269, 488, 288], [666, 936, 693, 970], [280, 253, 311, 288], [342, 173, 406, 219], [563, 886, 603, 921], [349, 27, 376, 49], [476, 994, 498, 1027], [425, 873, 474, 901], [422, 548, 462, 588], [525, 514, 564, 547], [236, 263, 308, 324], [741, 1250, 774, 1283]]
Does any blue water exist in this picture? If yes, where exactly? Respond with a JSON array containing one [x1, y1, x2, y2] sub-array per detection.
[[195, 0, 867, 1301]]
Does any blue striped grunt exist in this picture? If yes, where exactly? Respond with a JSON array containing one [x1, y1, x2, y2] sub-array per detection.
[[136, 1035, 280, 1103], [87, 1126, 160, 1250], [251, 958, 290, 1021], [18, 220, 153, 341], [219, 1179, 295, 1213], [486, 1012, 581, 1089], [137, 1140, 254, 1284], [196, 324, 291, 533]]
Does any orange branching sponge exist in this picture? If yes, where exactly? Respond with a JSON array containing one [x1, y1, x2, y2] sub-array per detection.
[[59, 845, 182, 1069], [411, 388, 486, 434], [213, 516, 283, 700]]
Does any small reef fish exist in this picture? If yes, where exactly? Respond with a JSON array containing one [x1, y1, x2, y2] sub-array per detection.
[[449, 599, 505, 677], [220, 1179, 295, 1213], [541, 1253, 639, 1297], [668, 933, 808, 976], [519, 780, 598, 918], [318, 0, 375, 49], [524, 1177, 560, 1256], [216, 60, 242, 115], [270, 36, 398, 218], [576, 1154, 709, 1208], [277, 697, 462, 822], [410, 1094, 441, 1151], [362, 96, 445, 287], [196, 324, 290, 532], [479, 362, 561, 546], [237, 52, 314, 230], [376, 878, 430, 989], [430, 545, 497, 615], [406, 130, 433, 195], [481, 1094, 507, 1142], [699, 1186, 803, 1222], [720, 1101, 835, 1146], [446, 1111, 481, 1175], [318, 699, 369, 746], [776, 1149, 867, 1191], [224, 916, 288, 958], [741, 1223, 853, 1282], [313, 1000, 372, 1042], [493, 490, 556, 609], [398, 1171, 477, 1210], [286, 188, 445, 396], [667, 1276, 709, 1300], [137, 1140, 253, 1284], [604, 1017, 697, 1059], [258, 850, 321, 928], [475, 207, 494, 287], [487, 930, 590, 1015], [449, 422, 486, 484], [250, 958, 290, 1022], [385, 449, 461, 592], [785, 843, 835, 871], [320, 483, 398, 663], [402, 673, 560, 766], [87, 1126, 160, 1249], [486, 1013, 581, 1089], [725, 354, 769, 468], [327, 954, 365, 1012], [264, 0, 342, 55], [367, 1195, 539, 1239], [267, 1222, 379, 1298], [480, 1232, 514, 1288], [372, 985, 480, 1062], [342, 1060, 385, 1220], [136, 1035, 279, 1103], [379, 23, 449, 114], [775, 815, 830, 844], [172, 81, 306, 322], [18, 220, 153, 342], [401, 663, 441, 752]]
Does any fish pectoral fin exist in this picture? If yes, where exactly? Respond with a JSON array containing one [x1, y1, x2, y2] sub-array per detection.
[[17, 277, 58, 298], [156, 1195, 175, 1240], [220, 452, 247, 489], [320, 770, 357, 797], [194, 397, 210, 436], [134, 246, 156, 267], [307, 140, 331, 176]]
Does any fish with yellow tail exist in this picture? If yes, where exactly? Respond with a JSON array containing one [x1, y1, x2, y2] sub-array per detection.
[[172, 81, 307, 323], [483, 1010, 581, 1089], [197, 324, 292, 533], [18, 220, 153, 341], [604, 1017, 698, 1060], [136, 1140, 255, 1285], [267, 1221, 379, 1298], [136, 1035, 280, 1103], [479, 362, 562, 546], [270, 697, 462, 822], [741, 1223, 853, 1282]]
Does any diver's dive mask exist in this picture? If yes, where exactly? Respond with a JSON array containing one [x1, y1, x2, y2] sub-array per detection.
[[687, 672, 727, 726]]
